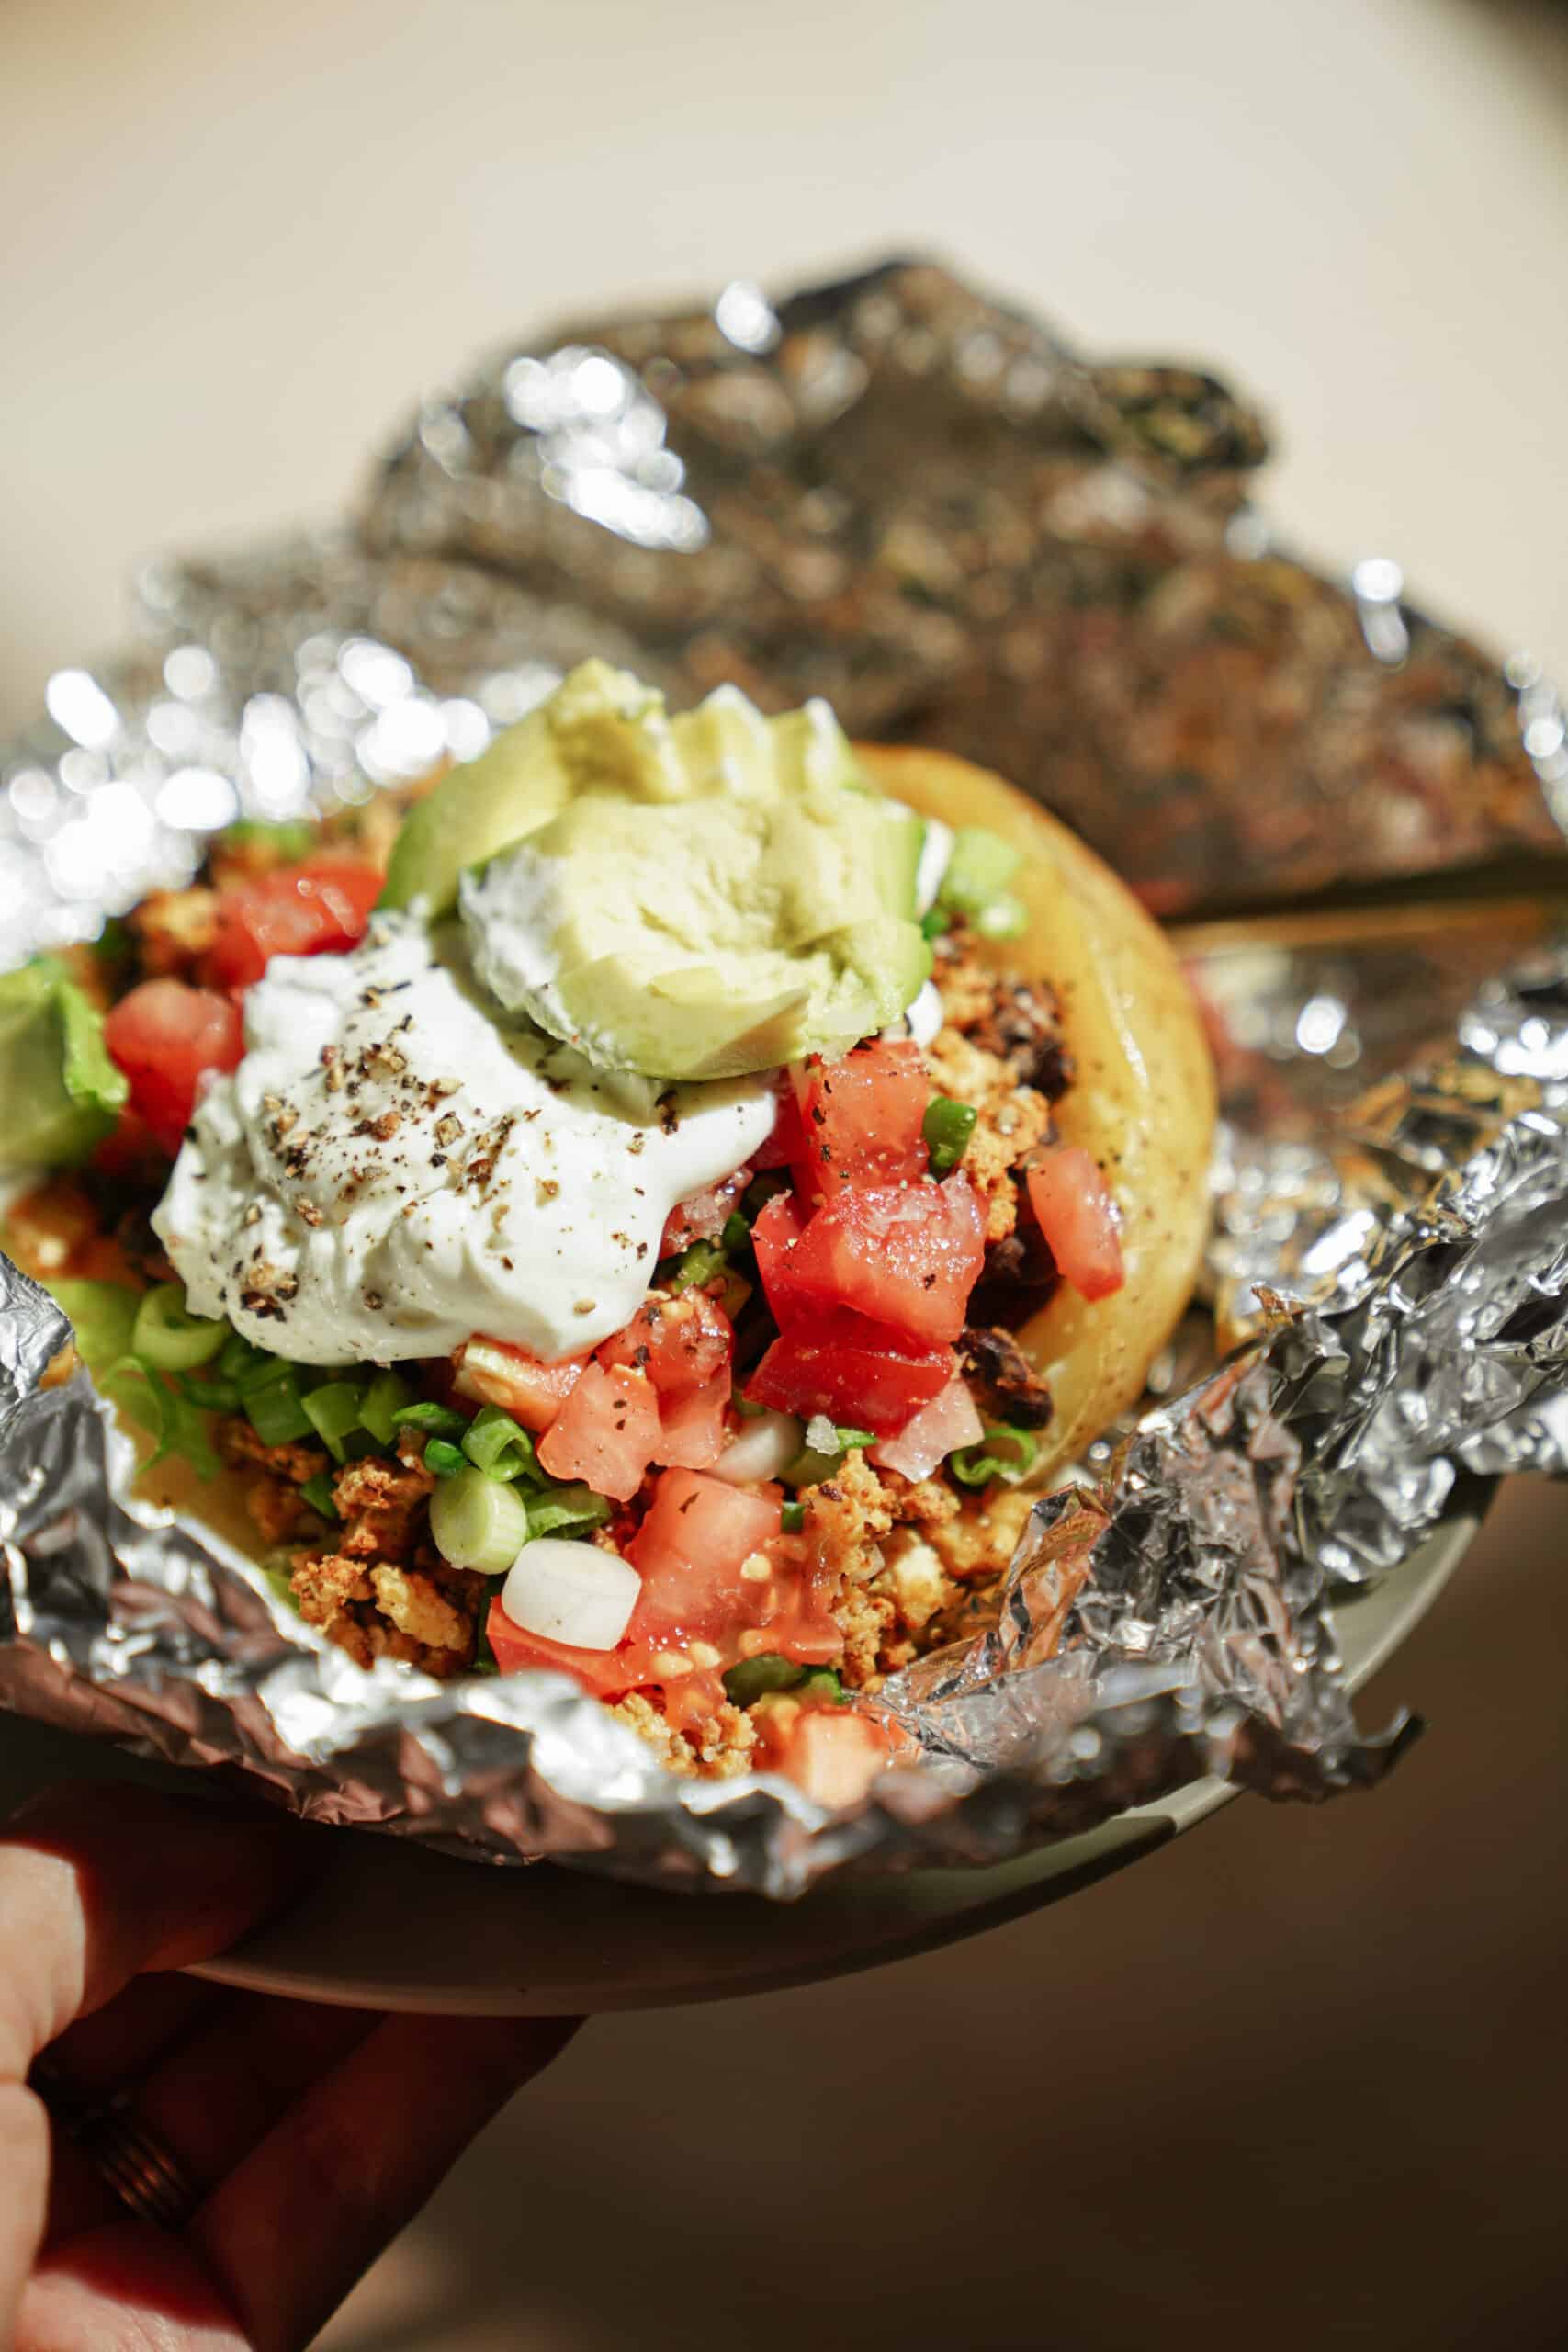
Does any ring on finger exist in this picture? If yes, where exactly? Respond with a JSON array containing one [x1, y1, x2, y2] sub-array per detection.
[[31, 2058, 203, 2233]]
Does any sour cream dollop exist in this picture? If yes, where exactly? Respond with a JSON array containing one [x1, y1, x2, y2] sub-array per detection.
[[152, 916, 777, 1366]]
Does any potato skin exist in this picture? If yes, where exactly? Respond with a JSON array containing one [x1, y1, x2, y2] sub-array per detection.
[[857, 743, 1217, 1479]]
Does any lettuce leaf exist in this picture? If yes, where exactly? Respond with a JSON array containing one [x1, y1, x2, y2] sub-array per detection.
[[0, 959, 129, 1170]]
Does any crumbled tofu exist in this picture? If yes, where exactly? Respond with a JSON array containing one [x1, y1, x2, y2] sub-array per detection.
[[370, 1564, 469, 1653]]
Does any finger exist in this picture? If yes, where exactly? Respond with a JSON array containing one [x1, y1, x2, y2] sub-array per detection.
[[0, 1785, 324, 2343], [19, 2217, 252, 2352], [130, 1990, 378, 2186], [193, 2012, 581, 2352], [40, 1972, 219, 2104], [0, 1784, 326, 2084], [38, 1985, 372, 2254]]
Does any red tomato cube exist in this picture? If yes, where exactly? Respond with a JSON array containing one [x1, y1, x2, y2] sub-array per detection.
[[797, 1041, 930, 1198], [745, 1311, 956, 1434], [779, 1176, 986, 1345], [536, 1362, 660, 1500], [1026, 1146, 1125, 1302], [102, 979, 244, 1157]]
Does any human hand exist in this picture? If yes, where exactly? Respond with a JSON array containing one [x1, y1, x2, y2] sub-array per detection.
[[1, 1782, 580, 2350]]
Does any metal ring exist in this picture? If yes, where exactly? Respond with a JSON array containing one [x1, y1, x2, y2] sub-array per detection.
[[77, 2102, 201, 2232], [31, 2065, 201, 2233]]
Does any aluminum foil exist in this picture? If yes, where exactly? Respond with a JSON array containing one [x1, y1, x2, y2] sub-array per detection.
[[3, 257, 1567, 1898]]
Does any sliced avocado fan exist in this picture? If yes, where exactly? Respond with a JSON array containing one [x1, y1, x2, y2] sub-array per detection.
[[381, 661, 931, 1079]]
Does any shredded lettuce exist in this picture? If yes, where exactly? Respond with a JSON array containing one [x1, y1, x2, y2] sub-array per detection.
[[0, 959, 128, 1170]]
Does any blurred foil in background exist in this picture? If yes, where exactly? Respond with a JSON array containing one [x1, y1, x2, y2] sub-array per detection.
[[4, 257, 1568, 1894]]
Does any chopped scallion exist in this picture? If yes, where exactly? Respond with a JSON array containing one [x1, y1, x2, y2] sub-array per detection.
[[423, 1437, 467, 1478], [939, 824, 1022, 916], [131, 1283, 226, 1372], [429, 1464, 530, 1572], [299, 1471, 340, 1520], [243, 1368, 315, 1447], [359, 1368, 415, 1447], [723, 1654, 807, 1706], [666, 1238, 726, 1293], [525, 1483, 612, 1540], [951, 1421, 1040, 1487], [302, 1380, 366, 1464], [462, 1404, 538, 1484], [389, 1400, 469, 1442], [923, 1095, 977, 1178], [780, 1499, 806, 1532], [720, 1210, 752, 1252]]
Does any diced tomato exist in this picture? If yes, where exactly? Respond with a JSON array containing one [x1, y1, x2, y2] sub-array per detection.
[[200, 859, 382, 990], [626, 1471, 782, 1643], [771, 1176, 986, 1345], [102, 979, 244, 1157], [596, 1290, 732, 1402], [454, 1338, 588, 1431], [796, 1041, 930, 1197], [489, 1469, 850, 1702], [752, 1702, 904, 1807], [1026, 1146, 1125, 1302], [751, 1086, 809, 1170], [871, 1374, 986, 1482], [485, 1601, 637, 1698], [536, 1362, 660, 1500], [746, 1311, 955, 1435], [654, 1374, 729, 1469], [750, 1188, 809, 1316], [660, 1165, 751, 1257]]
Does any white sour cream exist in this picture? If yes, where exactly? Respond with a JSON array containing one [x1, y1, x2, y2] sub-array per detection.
[[152, 916, 776, 1366]]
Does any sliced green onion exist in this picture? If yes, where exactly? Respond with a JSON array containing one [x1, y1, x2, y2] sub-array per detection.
[[783, 1420, 875, 1487], [390, 1400, 469, 1442], [525, 1483, 613, 1540], [923, 1095, 977, 1178], [939, 824, 1022, 916], [723, 1654, 807, 1706], [423, 1437, 467, 1478], [130, 1283, 226, 1372], [796, 1666, 847, 1703], [920, 906, 951, 940], [220, 1328, 267, 1382], [429, 1464, 530, 1572], [666, 1238, 726, 1293], [175, 1370, 243, 1412], [100, 1356, 219, 1476], [951, 1421, 1040, 1487], [302, 1379, 365, 1464], [780, 1499, 806, 1533], [243, 1368, 315, 1447], [299, 1471, 340, 1520], [973, 893, 1028, 941], [720, 1210, 752, 1252], [462, 1404, 538, 1484], [359, 1368, 415, 1447]]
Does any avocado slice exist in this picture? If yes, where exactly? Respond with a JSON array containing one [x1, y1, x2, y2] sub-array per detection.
[[378, 661, 689, 916], [0, 960, 130, 1170], [386, 661, 931, 1075], [461, 784, 931, 1080]]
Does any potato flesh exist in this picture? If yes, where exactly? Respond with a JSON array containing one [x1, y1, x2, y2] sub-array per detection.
[[856, 745, 1217, 1482]]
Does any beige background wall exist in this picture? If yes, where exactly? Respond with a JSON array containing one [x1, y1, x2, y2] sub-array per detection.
[[4, 1, 1567, 2346]]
